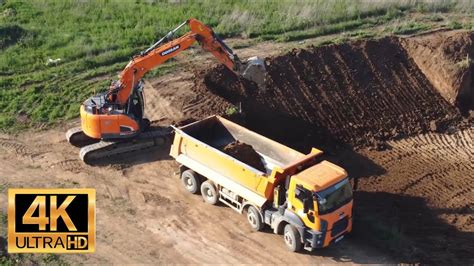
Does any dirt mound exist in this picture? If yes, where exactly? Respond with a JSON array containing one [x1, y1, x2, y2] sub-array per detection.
[[222, 141, 266, 172], [183, 69, 234, 118], [144, 74, 232, 125], [200, 37, 462, 149], [402, 31, 474, 115]]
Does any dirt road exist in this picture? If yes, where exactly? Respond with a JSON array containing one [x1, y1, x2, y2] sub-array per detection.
[[0, 123, 471, 263], [0, 127, 391, 264]]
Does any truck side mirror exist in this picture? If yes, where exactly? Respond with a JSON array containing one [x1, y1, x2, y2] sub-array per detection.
[[303, 198, 310, 213]]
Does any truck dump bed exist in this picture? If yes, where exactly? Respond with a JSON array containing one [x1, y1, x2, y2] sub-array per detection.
[[170, 116, 322, 203], [180, 116, 304, 172]]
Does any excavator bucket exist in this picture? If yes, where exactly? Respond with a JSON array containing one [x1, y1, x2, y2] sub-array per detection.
[[241, 56, 267, 88]]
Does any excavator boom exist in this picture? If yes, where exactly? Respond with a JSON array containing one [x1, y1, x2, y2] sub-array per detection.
[[113, 18, 265, 106]]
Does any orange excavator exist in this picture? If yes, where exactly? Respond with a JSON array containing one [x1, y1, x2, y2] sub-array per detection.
[[66, 19, 266, 163]]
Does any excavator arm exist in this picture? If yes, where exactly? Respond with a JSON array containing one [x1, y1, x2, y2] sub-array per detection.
[[112, 18, 265, 106]]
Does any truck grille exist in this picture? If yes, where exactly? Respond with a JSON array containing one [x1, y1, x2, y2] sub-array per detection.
[[331, 216, 348, 237]]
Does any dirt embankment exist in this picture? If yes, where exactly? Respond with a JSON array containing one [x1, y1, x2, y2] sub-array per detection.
[[402, 31, 474, 115], [199, 37, 463, 149]]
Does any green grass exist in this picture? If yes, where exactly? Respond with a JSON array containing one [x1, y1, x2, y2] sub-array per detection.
[[391, 21, 430, 35], [0, 0, 472, 131], [448, 20, 463, 29]]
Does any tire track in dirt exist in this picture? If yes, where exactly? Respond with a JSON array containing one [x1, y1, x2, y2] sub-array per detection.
[[48, 159, 85, 174], [0, 137, 34, 157], [361, 129, 473, 210], [355, 129, 473, 263], [143, 79, 186, 122], [123, 166, 286, 263]]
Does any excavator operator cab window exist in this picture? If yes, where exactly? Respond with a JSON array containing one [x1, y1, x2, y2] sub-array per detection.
[[127, 93, 143, 120], [107, 81, 121, 103], [126, 82, 145, 121]]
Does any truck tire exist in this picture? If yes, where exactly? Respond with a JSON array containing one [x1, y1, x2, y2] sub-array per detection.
[[181, 169, 201, 194], [247, 206, 264, 231], [284, 224, 302, 252], [201, 181, 218, 205]]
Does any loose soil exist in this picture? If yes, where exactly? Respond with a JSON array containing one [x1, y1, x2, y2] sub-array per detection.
[[143, 75, 231, 124], [222, 141, 266, 172]]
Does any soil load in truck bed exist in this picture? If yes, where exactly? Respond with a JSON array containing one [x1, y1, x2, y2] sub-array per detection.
[[172, 116, 307, 198], [222, 141, 266, 172]]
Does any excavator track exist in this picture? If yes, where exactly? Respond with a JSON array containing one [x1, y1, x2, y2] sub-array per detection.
[[78, 127, 173, 165], [66, 127, 100, 147]]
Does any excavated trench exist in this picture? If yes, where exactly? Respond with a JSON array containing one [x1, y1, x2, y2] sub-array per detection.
[[187, 32, 473, 264], [200, 36, 467, 151], [402, 30, 474, 115]]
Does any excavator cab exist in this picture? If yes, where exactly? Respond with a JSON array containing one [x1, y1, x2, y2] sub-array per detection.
[[79, 81, 146, 140], [106, 80, 145, 122]]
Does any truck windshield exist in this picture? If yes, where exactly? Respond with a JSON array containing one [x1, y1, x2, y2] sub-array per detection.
[[314, 178, 352, 215]]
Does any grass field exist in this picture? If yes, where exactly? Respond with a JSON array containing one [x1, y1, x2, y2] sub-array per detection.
[[0, 0, 473, 131]]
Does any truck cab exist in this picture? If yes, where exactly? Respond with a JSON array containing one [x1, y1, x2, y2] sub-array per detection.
[[283, 163, 353, 250]]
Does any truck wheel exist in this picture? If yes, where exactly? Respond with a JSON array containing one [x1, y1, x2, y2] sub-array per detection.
[[283, 224, 302, 252], [201, 181, 218, 205], [181, 169, 200, 194], [247, 206, 264, 231]]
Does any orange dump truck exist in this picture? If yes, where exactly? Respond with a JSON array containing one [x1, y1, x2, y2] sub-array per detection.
[[170, 116, 353, 251]]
